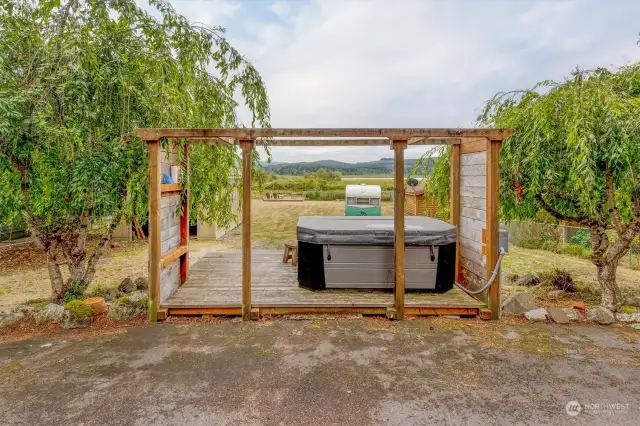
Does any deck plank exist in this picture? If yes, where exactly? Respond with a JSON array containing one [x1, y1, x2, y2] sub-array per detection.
[[162, 250, 485, 309]]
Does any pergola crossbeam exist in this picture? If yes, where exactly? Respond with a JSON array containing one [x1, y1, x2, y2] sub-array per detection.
[[134, 128, 513, 141]]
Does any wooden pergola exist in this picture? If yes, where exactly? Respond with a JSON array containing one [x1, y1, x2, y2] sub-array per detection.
[[135, 128, 513, 321]]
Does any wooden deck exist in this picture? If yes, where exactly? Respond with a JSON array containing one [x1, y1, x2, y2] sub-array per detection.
[[162, 250, 485, 317]]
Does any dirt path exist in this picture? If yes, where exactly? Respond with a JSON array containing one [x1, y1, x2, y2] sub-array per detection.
[[0, 319, 638, 425]]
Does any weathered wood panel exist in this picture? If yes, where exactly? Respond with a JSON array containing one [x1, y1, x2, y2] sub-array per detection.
[[461, 206, 486, 222], [160, 188, 182, 301], [460, 196, 486, 210], [459, 151, 488, 302], [460, 175, 486, 188], [460, 185, 487, 198], [160, 259, 180, 303], [161, 251, 484, 309], [459, 257, 486, 281], [461, 164, 486, 176], [460, 151, 487, 166], [459, 236, 483, 253]]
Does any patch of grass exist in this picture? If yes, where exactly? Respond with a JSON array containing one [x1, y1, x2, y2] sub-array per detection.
[[257, 347, 279, 357], [23, 298, 50, 309], [0, 284, 11, 296], [481, 326, 568, 357], [116, 295, 147, 308]]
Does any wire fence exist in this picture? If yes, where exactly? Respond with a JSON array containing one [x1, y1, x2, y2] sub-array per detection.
[[503, 220, 640, 270], [0, 221, 29, 244]]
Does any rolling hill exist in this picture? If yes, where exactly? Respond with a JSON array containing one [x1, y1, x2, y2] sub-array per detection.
[[261, 157, 433, 175]]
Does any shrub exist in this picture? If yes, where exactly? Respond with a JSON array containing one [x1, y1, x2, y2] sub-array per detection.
[[547, 269, 577, 292], [62, 280, 86, 303], [568, 228, 591, 248], [64, 300, 93, 321], [559, 243, 591, 258]]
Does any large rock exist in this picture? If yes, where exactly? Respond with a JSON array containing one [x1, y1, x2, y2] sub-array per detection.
[[502, 292, 539, 315], [0, 307, 24, 328], [118, 278, 136, 294], [34, 303, 65, 325], [134, 277, 148, 291], [562, 308, 581, 321], [515, 274, 540, 287], [546, 307, 570, 324], [108, 291, 148, 320], [586, 307, 615, 325], [61, 300, 93, 329], [524, 308, 548, 322], [60, 310, 91, 329], [617, 313, 640, 323]]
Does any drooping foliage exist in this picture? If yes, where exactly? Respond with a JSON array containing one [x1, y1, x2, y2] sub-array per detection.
[[0, 0, 269, 300], [418, 64, 640, 309]]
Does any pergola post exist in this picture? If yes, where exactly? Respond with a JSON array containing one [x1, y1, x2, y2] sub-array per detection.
[[392, 139, 407, 320], [240, 140, 254, 320], [147, 139, 161, 322], [179, 143, 190, 285], [450, 144, 461, 282], [486, 140, 501, 319]]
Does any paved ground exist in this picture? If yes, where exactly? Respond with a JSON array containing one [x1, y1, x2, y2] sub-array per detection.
[[0, 318, 638, 425]]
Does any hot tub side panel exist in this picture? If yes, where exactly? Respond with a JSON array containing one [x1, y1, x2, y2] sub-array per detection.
[[434, 242, 455, 292], [297, 241, 326, 290]]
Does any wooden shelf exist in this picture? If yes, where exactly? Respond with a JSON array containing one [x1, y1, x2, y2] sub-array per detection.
[[160, 245, 187, 269], [161, 183, 181, 193]]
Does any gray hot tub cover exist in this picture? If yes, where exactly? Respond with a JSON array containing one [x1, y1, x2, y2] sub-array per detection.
[[297, 216, 457, 246]]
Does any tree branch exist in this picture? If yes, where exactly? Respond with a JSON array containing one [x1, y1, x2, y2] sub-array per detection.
[[81, 210, 123, 285], [605, 169, 622, 233], [535, 193, 594, 227], [605, 195, 640, 262]]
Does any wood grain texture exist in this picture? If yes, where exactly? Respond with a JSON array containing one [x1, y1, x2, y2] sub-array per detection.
[[450, 144, 461, 282], [161, 183, 181, 193], [161, 251, 484, 310], [460, 175, 486, 188], [393, 140, 407, 319], [160, 259, 180, 303], [461, 164, 487, 176], [460, 151, 487, 166], [461, 137, 488, 154], [486, 140, 501, 319], [147, 140, 161, 322], [241, 140, 253, 320], [135, 128, 513, 141], [180, 144, 189, 285], [460, 196, 486, 210], [160, 245, 187, 269]]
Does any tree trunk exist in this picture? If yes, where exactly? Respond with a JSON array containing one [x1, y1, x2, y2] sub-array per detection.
[[47, 242, 67, 302], [597, 259, 622, 311]]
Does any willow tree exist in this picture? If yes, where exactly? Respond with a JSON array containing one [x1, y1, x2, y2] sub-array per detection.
[[0, 0, 269, 301], [419, 65, 640, 310]]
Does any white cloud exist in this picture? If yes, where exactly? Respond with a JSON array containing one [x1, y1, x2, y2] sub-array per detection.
[[158, 0, 640, 163]]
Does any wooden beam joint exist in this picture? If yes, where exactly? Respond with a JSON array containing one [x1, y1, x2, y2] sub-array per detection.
[[160, 245, 188, 269]]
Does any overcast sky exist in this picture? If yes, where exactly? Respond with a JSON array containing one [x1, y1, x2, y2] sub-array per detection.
[[148, 0, 640, 162]]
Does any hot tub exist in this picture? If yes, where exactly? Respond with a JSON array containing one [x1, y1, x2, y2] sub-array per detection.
[[296, 216, 457, 292]]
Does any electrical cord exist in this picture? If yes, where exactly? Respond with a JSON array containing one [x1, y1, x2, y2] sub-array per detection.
[[453, 247, 506, 295]]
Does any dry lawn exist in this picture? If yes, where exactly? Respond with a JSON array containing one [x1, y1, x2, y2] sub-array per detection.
[[1, 199, 638, 308]]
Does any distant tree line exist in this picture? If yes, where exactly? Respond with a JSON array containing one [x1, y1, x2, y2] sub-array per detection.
[[263, 158, 431, 176]]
